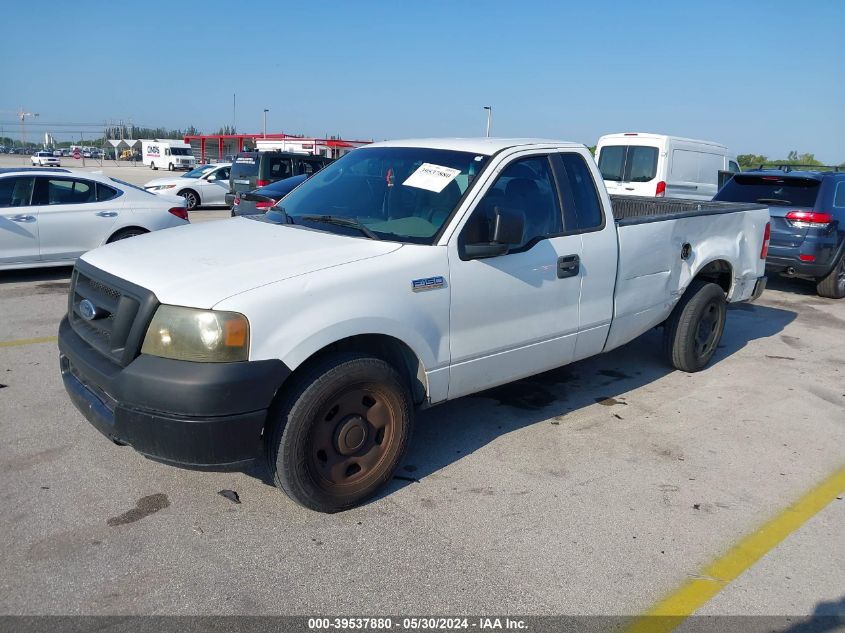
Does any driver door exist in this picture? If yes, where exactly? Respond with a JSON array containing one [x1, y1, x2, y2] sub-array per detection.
[[447, 153, 583, 399]]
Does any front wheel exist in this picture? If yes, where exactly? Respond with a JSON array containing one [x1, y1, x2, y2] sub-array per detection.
[[267, 353, 413, 513], [816, 256, 845, 299], [663, 280, 727, 372], [167, 162, 174, 171], [179, 189, 199, 210]]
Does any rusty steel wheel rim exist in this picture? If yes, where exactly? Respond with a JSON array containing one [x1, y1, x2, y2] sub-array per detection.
[[308, 385, 396, 492]]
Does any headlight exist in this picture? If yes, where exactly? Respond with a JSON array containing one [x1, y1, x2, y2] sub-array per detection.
[[141, 305, 249, 362]]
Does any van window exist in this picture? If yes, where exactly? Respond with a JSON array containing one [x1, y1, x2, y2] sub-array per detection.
[[627, 147, 658, 182], [598, 145, 657, 182], [267, 157, 293, 179], [597, 146, 625, 181]]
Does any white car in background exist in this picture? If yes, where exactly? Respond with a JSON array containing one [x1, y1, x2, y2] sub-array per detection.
[[32, 151, 61, 167], [144, 162, 231, 210], [0, 167, 189, 270]]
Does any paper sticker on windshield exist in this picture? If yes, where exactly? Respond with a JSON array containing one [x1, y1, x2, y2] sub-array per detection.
[[402, 163, 461, 193]]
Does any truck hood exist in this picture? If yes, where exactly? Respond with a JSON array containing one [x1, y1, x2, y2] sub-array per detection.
[[80, 218, 403, 308]]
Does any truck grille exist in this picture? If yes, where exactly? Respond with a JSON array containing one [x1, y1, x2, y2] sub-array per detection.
[[68, 262, 158, 367]]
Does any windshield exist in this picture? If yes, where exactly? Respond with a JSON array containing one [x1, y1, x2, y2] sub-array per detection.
[[266, 147, 489, 244], [170, 147, 192, 156], [184, 165, 216, 179], [714, 175, 820, 207], [109, 177, 155, 195]]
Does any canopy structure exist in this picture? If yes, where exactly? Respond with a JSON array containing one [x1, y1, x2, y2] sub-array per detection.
[[106, 139, 142, 158]]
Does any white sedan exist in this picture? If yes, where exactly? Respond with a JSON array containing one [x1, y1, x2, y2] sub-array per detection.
[[144, 162, 231, 210], [0, 167, 189, 270], [32, 151, 61, 167]]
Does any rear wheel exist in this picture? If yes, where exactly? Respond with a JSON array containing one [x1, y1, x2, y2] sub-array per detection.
[[663, 280, 727, 372], [816, 256, 845, 299], [179, 189, 199, 210], [150, 162, 157, 170], [267, 353, 413, 513], [107, 227, 147, 243]]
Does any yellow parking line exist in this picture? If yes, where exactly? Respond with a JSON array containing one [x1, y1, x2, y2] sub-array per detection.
[[626, 464, 845, 633], [0, 336, 58, 348]]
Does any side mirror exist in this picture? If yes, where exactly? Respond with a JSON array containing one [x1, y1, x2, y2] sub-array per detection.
[[462, 206, 525, 260]]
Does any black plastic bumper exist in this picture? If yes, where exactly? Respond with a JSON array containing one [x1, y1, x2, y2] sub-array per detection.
[[59, 316, 290, 469]]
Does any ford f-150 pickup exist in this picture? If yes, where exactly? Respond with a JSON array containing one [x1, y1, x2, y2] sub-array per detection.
[[58, 138, 770, 512]]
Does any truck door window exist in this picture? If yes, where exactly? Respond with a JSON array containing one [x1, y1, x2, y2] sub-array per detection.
[[463, 156, 562, 252], [0, 177, 35, 207], [728, 161, 740, 173], [556, 153, 605, 232]]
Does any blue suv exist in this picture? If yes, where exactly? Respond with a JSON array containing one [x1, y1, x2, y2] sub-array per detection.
[[714, 166, 845, 298]]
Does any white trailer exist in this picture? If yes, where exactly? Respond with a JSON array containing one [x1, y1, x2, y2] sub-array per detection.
[[143, 139, 197, 171]]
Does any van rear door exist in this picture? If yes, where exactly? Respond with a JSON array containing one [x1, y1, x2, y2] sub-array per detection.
[[231, 155, 260, 195], [597, 144, 661, 197]]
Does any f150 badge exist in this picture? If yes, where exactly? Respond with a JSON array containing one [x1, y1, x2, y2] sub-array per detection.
[[412, 276, 445, 292]]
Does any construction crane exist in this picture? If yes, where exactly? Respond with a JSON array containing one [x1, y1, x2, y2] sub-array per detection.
[[18, 108, 39, 149]]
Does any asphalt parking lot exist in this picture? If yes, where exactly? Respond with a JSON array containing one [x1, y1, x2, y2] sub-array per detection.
[[1, 237, 843, 624]]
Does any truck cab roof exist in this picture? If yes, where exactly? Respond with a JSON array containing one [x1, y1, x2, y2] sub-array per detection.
[[367, 137, 585, 156]]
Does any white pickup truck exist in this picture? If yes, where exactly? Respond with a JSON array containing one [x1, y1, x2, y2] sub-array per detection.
[[58, 138, 770, 512]]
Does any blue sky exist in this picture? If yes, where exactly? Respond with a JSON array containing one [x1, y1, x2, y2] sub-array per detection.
[[1, 0, 843, 162]]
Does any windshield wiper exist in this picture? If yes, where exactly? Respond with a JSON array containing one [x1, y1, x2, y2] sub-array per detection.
[[756, 198, 792, 205], [299, 214, 379, 240]]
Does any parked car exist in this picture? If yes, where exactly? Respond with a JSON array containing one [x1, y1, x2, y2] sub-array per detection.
[[231, 174, 308, 216], [57, 138, 770, 512], [225, 151, 332, 206], [0, 167, 189, 270], [595, 133, 740, 200], [31, 151, 61, 167], [714, 166, 845, 298], [144, 162, 232, 210], [52, 149, 62, 157]]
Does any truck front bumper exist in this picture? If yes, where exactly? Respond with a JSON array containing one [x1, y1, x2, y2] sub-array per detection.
[[59, 317, 290, 469]]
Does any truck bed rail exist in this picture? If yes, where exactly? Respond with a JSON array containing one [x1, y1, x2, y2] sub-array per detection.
[[611, 195, 766, 226]]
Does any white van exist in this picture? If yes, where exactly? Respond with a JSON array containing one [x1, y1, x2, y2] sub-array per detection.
[[595, 133, 740, 200], [142, 139, 197, 171]]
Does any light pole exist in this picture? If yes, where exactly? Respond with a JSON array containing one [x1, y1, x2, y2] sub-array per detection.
[[263, 109, 269, 138], [483, 106, 492, 138]]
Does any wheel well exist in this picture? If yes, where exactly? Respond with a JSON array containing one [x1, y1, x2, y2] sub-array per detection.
[[292, 334, 427, 405], [695, 259, 732, 294], [106, 226, 148, 243], [177, 188, 198, 198]]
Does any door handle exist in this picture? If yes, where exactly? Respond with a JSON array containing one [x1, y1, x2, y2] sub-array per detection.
[[10, 214, 36, 222], [557, 254, 580, 279], [96, 211, 118, 217]]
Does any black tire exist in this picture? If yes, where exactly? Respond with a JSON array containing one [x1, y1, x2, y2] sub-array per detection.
[[150, 162, 157, 170], [167, 162, 174, 172], [179, 189, 199, 210], [816, 256, 845, 299], [267, 353, 413, 513], [663, 280, 727, 372], [107, 227, 147, 243]]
